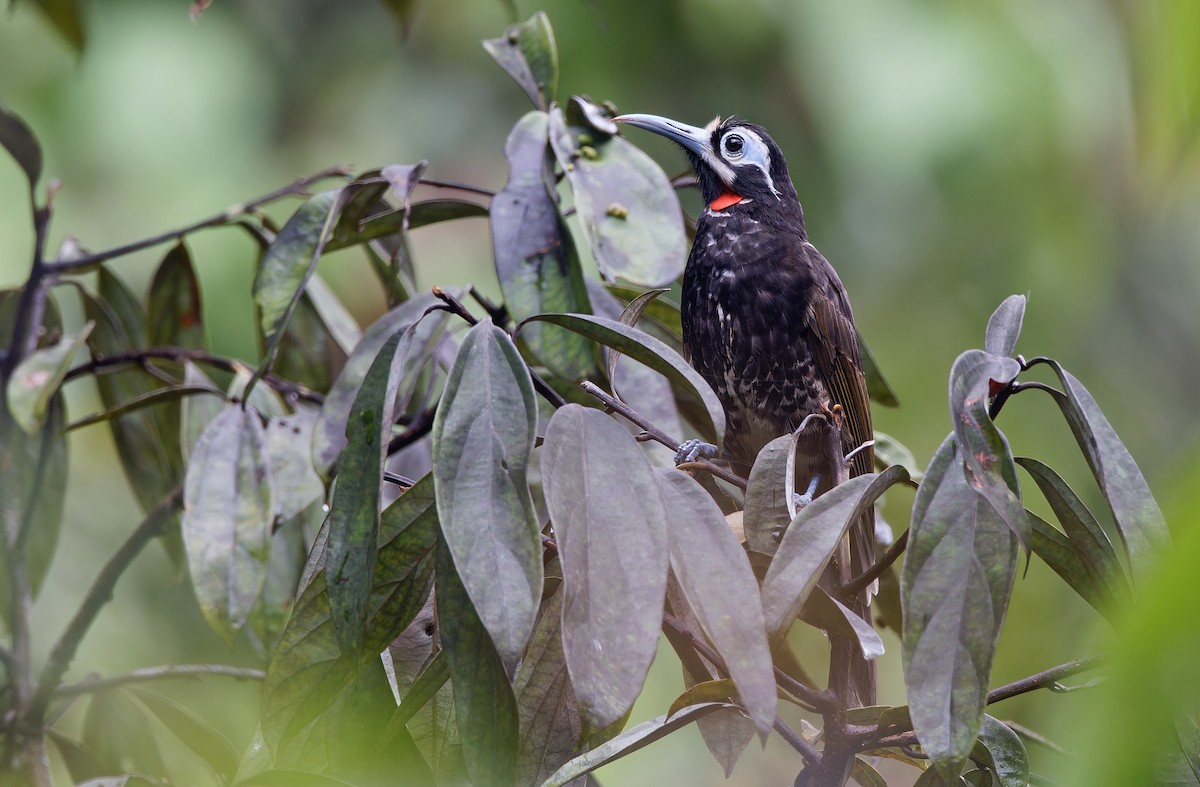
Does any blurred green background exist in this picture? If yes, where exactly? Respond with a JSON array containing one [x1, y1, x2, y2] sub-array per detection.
[[2, 0, 1198, 784]]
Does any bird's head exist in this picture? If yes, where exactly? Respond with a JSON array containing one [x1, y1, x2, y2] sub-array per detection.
[[614, 113, 798, 211]]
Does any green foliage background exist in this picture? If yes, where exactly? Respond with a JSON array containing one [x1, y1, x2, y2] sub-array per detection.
[[2, 1, 1198, 784]]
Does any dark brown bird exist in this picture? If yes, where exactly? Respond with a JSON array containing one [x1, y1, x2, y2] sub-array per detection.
[[615, 112, 876, 705]]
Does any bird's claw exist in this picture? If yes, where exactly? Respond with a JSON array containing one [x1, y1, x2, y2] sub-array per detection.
[[792, 475, 821, 511], [820, 401, 844, 431], [674, 439, 718, 466]]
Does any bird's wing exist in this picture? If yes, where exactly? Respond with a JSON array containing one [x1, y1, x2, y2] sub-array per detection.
[[800, 242, 874, 478]]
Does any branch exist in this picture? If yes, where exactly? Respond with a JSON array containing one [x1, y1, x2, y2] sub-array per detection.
[[28, 486, 185, 722], [64, 346, 323, 406], [44, 166, 353, 273], [775, 717, 822, 767], [54, 664, 266, 699], [840, 529, 908, 598], [579, 380, 748, 490], [431, 287, 567, 409], [418, 176, 495, 198]]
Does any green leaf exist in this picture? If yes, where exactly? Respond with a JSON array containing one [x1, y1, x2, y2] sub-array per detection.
[[859, 328, 900, 407], [66, 382, 222, 434], [327, 198, 488, 253], [0, 394, 67, 626], [873, 431, 924, 483], [1017, 457, 1130, 606], [984, 295, 1027, 358], [378, 0, 420, 38], [949, 349, 1028, 550], [83, 270, 184, 537], [312, 292, 447, 478], [851, 758, 890, 787], [261, 476, 438, 767], [435, 536, 519, 787], [45, 731, 109, 784], [129, 688, 240, 781], [742, 434, 794, 555], [656, 468, 776, 737], [263, 407, 325, 523], [541, 703, 727, 787], [492, 110, 594, 380], [973, 715, 1029, 787], [147, 242, 205, 350], [902, 434, 1019, 777], [1033, 358, 1170, 585], [761, 466, 908, 641], [1028, 510, 1117, 618], [182, 405, 274, 644], [481, 12, 558, 110], [82, 689, 169, 780], [0, 102, 43, 190], [514, 583, 583, 785], [254, 189, 342, 373], [273, 278, 351, 393], [604, 283, 684, 337], [327, 327, 409, 655], [235, 770, 357, 787], [432, 318, 542, 670], [304, 274, 362, 357], [523, 312, 726, 447], [606, 287, 670, 386], [6, 321, 91, 433], [803, 588, 887, 661], [550, 98, 687, 287], [540, 404, 670, 730]]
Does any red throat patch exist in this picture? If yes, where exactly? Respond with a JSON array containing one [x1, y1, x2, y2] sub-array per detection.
[[709, 191, 743, 211]]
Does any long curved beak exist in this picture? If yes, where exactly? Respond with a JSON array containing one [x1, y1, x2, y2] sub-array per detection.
[[613, 113, 710, 158]]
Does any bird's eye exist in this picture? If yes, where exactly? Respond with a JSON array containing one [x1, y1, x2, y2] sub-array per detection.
[[722, 133, 745, 158]]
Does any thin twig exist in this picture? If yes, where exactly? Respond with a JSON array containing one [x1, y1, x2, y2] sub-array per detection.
[[775, 717, 822, 767], [468, 286, 509, 327], [579, 380, 747, 490], [418, 177, 496, 198], [987, 655, 1106, 705], [841, 529, 909, 598], [28, 487, 185, 722], [387, 405, 437, 456], [44, 166, 352, 273], [54, 664, 266, 699], [64, 347, 323, 405], [432, 287, 567, 408]]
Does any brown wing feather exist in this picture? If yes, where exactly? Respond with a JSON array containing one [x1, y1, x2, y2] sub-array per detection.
[[801, 244, 873, 479]]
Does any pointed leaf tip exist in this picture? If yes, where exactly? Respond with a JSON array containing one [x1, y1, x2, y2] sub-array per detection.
[[984, 295, 1027, 358]]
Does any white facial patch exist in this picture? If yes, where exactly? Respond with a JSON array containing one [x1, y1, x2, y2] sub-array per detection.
[[716, 127, 781, 199]]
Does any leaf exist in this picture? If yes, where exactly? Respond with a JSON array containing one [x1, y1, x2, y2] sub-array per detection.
[[949, 349, 1028, 550], [0, 102, 43, 189], [129, 688, 240, 780], [606, 287, 670, 386], [604, 283, 683, 337], [304, 274, 362, 356], [261, 476, 438, 767], [327, 327, 410, 655], [82, 689, 168, 779], [180, 362, 225, 463], [0, 394, 66, 629], [973, 715, 1030, 787], [481, 11, 558, 110], [273, 283, 342, 393], [541, 703, 727, 787], [263, 408, 325, 523], [761, 466, 908, 641], [312, 292, 447, 478], [235, 771, 357, 787], [984, 295, 1027, 358], [902, 434, 1019, 777], [742, 434, 794, 555], [45, 731, 109, 784], [182, 405, 274, 644], [804, 588, 887, 661], [514, 584, 584, 785], [1028, 510, 1117, 618], [492, 110, 594, 380], [435, 536, 519, 787], [432, 318, 542, 670], [378, 0, 420, 38], [6, 321, 91, 433], [549, 98, 687, 287], [540, 404, 670, 730], [859, 329, 900, 407], [327, 198, 489, 252], [851, 758, 890, 787], [873, 431, 924, 483], [524, 312, 725, 447], [253, 189, 342, 372], [147, 242, 205, 350], [1033, 358, 1170, 585], [1017, 457, 1130, 606], [656, 468, 776, 736], [83, 270, 183, 536]]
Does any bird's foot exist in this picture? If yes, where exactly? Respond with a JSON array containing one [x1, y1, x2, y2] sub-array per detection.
[[674, 439, 718, 466], [792, 475, 821, 510]]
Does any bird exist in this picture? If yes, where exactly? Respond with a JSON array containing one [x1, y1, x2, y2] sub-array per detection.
[[614, 112, 876, 705]]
